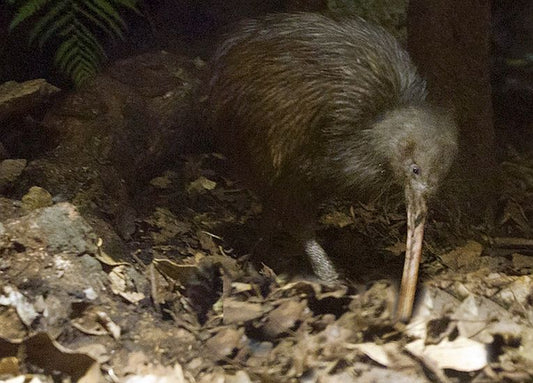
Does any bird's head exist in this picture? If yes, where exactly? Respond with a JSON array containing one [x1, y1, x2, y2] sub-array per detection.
[[371, 105, 458, 321], [373, 105, 458, 199]]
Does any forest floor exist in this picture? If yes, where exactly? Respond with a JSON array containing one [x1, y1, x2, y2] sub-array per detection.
[[1, 142, 532, 383]]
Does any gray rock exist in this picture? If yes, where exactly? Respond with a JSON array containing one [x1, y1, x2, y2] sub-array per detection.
[[1, 202, 98, 254]]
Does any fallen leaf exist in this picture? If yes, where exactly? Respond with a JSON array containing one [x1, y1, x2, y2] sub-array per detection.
[[187, 176, 217, 194], [262, 300, 308, 338], [320, 211, 353, 228], [223, 299, 266, 324], [205, 328, 245, 361], [385, 241, 406, 256], [108, 265, 145, 304], [0, 286, 38, 326], [0, 333, 103, 382], [407, 287, 460, 340], [405, 337, 488, 372], [440, 241, 483, 272], [511, 253, 533, 270], [352, 342, 394, 367], [150, 176, 173, 189]]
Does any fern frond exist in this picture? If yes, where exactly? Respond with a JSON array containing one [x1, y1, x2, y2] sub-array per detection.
[[52, 21, 106, 86], [9, 0, 51, 30], [35, 13, 71, 48], [57, 46, 80, 71], [72, 64, 91, 84], [64, 55, 82, 74], [9, 0, 137, 87], [28, 0, 70, 44], [110, 0, 139, 13], [80, 1, 124, 39], [55, 33, 101, 73], [76, 21, 106, 54], [77, 5, 119, 39], [73, 63, 93, 80], [93, 0, 127, 29], [76, 35, 104, 66], [54, 35, 77, 65]]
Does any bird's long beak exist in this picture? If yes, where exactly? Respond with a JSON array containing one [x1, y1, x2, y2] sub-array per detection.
[[396, 187, 427, 322]]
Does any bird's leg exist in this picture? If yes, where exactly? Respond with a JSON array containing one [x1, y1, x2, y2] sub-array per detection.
[[289, 198, 340, 282], [304, 238, 339, 282], [293, 205, 339, 282], [264, 191, 339, 282]]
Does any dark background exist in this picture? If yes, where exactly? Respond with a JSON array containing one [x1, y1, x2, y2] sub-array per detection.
[[0, 0, 531, 151]]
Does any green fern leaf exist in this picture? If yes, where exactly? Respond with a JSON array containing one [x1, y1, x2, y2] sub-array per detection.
[[34, 12, 72, 47], [64, 46, 88, 73], [76, 21, 106, 54], [54, 35, 78, 66], [72, 61, 92, 79], [28, 0, 70, 44], [64, 55, 82, 74], [9, 0, 138, 86], [59, 47, 80, 72], [76, 40, 101, 68], [73, 66, 91, 85], [110, 0, 141, 15], [78, 1, 124, 39], [92, 0, 127, 29], [73, 41, 101, 68], [9, 0, 51, 30], [77, 6, 117, 39], [66, 52, 94, 80], [55, 26, 103, 82]]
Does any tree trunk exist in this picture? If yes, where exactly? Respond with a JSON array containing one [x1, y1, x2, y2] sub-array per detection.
[[407, 0, 496, 218]]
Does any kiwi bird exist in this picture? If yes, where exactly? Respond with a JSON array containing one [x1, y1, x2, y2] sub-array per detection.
[[206, 13, 458, 321]]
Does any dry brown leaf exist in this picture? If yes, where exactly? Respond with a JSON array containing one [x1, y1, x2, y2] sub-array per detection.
[[511, 253, 533, 270], [385, 241, 406, 256], [108, 265, 145, 304], [187, 176, 217, 194], [0, 333, 103, 382], [0, 356, 20, 376], [197, 230, 219, 254], [223, 299, 266, 324], [94, 238, 130, 266], [262, 300, 308, 338], [276, 280, 348, 300], [439, 241, 483, 272], [153, 258, 201, 286], [147, 208, 191, 244], [205, 328, 245, 361], [320, 211, 353, 228]]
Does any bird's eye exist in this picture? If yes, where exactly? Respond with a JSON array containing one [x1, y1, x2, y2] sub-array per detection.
[[411, 164, 421, 176]]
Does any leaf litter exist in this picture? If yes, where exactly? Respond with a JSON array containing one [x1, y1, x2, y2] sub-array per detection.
[[0, 151, 532, 382]]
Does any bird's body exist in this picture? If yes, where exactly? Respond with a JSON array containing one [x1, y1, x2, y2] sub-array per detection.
[[207, 13, 458, 321]]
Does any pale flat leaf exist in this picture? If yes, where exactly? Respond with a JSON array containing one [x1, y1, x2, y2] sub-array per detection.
[[405, 337, 488, 372]]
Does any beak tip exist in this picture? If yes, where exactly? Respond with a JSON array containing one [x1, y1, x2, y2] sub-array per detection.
[[396, 204, 427, 323]]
